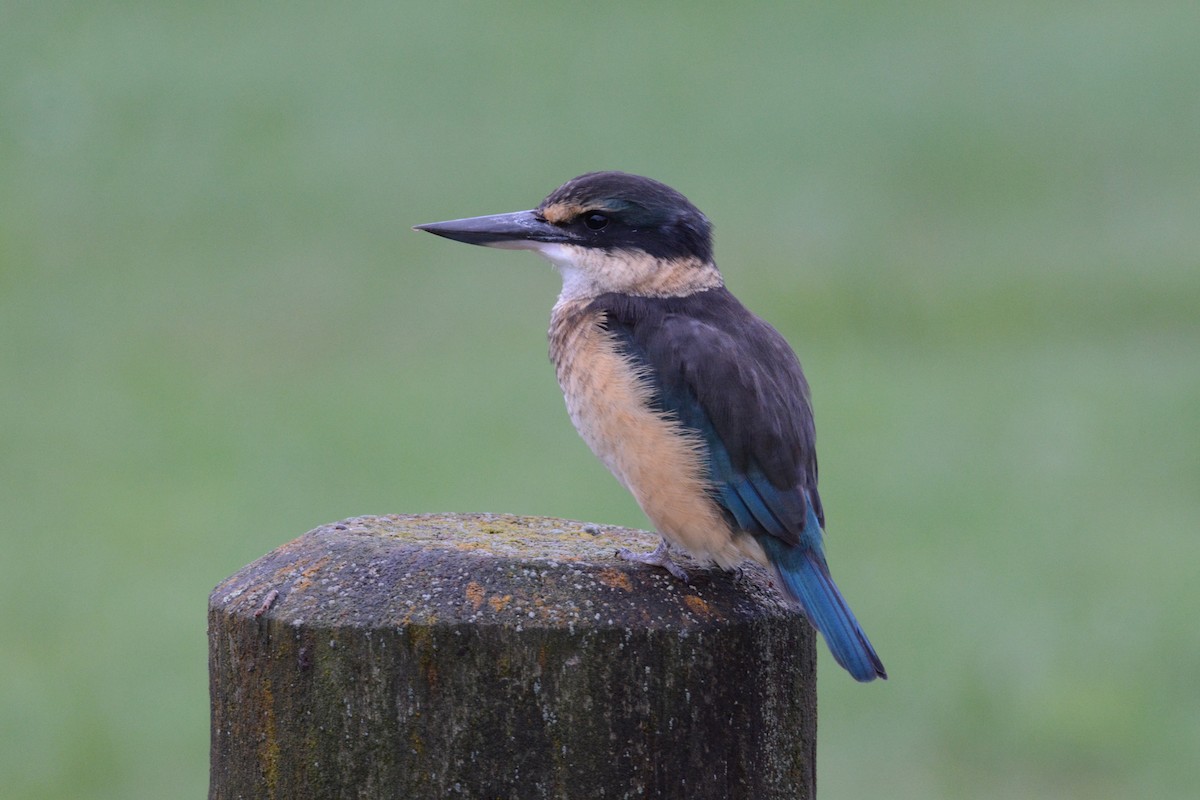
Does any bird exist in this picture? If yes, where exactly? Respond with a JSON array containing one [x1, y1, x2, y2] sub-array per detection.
[[414, 171, 886, 682]]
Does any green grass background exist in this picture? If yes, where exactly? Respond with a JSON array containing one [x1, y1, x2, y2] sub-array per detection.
[[3, 2, 1198, 797]]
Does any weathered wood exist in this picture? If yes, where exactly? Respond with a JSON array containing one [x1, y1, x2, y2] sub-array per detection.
[[209, 513, 816, 799]]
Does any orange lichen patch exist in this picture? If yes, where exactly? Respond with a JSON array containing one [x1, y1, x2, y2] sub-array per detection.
[[683, 595, 712, 618], [539, 201, 586, 224], [408, 728, 425, 758], [259, 679, 279, 793], [597, 568, 633, 592], [287, 554, 332, 592], [465, 581, 485, 612], [488, 594, 513, 613]]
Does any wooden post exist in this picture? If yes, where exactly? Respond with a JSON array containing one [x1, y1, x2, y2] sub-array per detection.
[[208, 513, 817, 799]]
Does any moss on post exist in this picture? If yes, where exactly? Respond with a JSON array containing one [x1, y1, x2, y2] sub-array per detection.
[[208, 513, 817, 799]]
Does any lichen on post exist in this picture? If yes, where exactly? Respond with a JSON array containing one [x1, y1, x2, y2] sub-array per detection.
[[208, 513, 817, 799]]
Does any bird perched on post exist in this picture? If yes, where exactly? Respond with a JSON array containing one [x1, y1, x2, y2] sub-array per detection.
[[415, 171, 886, 682]]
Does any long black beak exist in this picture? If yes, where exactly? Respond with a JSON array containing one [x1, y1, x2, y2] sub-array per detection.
[[413, 210, 575, 248]]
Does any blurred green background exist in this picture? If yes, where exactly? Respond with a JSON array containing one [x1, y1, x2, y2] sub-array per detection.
[[3, 2, 1198, 798]]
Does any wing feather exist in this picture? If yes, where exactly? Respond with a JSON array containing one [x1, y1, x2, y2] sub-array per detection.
[[592, 288, 822, 545]]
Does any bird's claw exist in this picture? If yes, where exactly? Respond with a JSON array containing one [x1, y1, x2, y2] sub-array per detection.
[[617, 540, 690, 583]]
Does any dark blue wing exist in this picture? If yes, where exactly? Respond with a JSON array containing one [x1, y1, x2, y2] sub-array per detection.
[[591, 288, 822, 547], [592, 287, 886, 682]]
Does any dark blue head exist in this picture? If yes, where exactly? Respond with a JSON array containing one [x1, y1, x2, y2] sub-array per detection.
[[533, 172, 713, 263], [415, 172, 721, 298]]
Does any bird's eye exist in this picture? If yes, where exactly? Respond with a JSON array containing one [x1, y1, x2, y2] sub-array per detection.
[[583, 213, 609, 231]]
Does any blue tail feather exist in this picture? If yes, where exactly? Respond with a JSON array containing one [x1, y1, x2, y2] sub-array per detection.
[[759, 519, 886, 683]]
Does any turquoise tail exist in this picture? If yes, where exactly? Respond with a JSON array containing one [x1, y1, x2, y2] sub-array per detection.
[[760, 533, 887, 683]]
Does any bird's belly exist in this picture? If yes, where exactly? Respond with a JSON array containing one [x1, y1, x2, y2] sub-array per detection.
[[549, 307, 742, 567]]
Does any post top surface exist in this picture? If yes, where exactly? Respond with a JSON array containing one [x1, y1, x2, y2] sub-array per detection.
[[336, 512, 660, 562], [210, 513, 796, 632]]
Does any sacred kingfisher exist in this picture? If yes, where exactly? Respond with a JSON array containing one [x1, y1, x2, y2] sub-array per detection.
[[415, 171, 886, 682]]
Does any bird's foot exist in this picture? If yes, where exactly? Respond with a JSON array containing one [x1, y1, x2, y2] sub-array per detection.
[[617, 539, 689, 583]]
